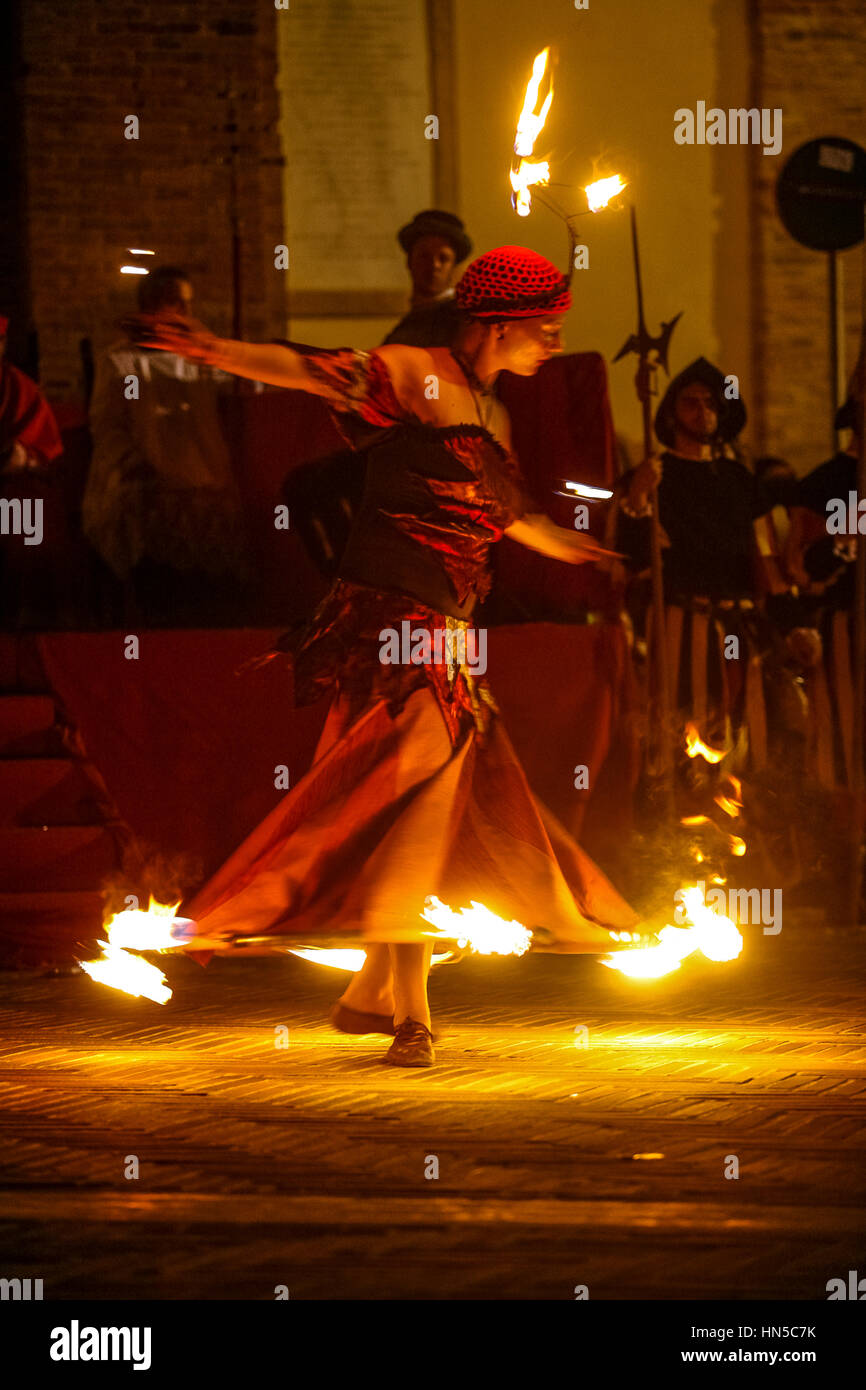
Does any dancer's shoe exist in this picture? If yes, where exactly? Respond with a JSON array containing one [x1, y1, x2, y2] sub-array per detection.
[[329, 1002, 396, 1036], [383, 1018, 435, 1067]]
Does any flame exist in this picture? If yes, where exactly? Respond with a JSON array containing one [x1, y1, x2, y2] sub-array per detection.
[[684, 722, 728, 764], [511, 48, 553, 217], [102, 896, 183, 950], [421, 896, 532, 956], [287, 947, 455, 970], [514, 48, 553, 157], [681, 814, 712, 828], [585, 174, 627, 211], [510, 159, 551, 217], [714, 792, 741, 818], [726, 774, 743, 800], [603, 885, 742, 979], [729, 835, 747, 857], [289, 948, 368, 971], [78, 895, 186, 1003], [80, 942, 172, 1004]]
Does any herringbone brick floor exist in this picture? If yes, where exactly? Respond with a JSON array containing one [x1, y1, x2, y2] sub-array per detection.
[[0, 924, 863, 1299]]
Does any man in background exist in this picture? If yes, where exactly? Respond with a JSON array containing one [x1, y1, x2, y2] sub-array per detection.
[[382, 210, 472, 348], [616, 357, 776, 768], [83, 266, 248, 625]]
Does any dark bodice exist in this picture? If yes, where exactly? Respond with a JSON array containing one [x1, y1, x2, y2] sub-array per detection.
[[290, 345, 529, 618], [269, 345, 531, 735], [340, 421, 527, 619]]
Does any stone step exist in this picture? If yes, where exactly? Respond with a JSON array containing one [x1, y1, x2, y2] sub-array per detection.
[[0, 694, 60, 755], [0, 889, 106, 967], [0, 825, 121, 892], [0, 758, 113, 827], [0, 634, 52, 693]]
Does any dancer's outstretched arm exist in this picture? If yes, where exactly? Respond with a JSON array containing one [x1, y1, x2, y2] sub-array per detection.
[[122, 313, 351, 394]]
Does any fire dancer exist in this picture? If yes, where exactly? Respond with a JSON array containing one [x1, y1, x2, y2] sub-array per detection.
[[382, 210, 472, 347], [617, 358, 777, 766], [127, 246, 641, 1067]]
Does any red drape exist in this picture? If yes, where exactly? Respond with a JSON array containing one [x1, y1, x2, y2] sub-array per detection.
[[36, 624, 635, 889]]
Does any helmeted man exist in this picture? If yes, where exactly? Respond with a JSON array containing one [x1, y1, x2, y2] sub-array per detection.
[[616, 358, 778, 766]]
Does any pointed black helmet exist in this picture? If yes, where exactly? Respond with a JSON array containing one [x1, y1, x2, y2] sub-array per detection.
[[654, 357, 747, 447]]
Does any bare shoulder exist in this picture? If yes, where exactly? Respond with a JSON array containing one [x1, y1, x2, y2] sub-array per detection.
[[373, 344, 442, 409]]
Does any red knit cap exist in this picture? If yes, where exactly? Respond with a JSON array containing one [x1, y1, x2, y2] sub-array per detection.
[[455, 246, 571, 319]]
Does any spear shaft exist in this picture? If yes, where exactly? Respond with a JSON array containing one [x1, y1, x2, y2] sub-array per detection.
[[848, 300, 866, 926], [627, 206, 675, 798]]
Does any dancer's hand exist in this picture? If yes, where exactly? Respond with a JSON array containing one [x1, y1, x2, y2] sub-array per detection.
[[507, 514, 624, 565], [121, 312, 221, 364], [567, 530, 624, 564]]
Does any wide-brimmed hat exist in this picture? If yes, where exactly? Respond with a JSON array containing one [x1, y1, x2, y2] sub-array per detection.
[[654, 356, 747, 447], [454, 246, 572, 320], [397, 210, 472, 263]]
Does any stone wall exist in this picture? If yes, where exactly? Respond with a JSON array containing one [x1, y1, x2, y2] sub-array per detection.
[[752, 0, 866, 471], [6, 0, 287, 398]]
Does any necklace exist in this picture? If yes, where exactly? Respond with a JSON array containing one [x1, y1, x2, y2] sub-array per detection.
[[450, 349, 497, 431]]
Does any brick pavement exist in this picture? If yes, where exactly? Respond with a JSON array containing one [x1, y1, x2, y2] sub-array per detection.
[[0, 924, 864, 1300]]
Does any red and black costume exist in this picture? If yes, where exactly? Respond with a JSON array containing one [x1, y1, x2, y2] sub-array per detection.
[[184, 342, 638, 950]]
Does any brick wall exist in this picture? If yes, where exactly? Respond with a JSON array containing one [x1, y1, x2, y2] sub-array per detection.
[[9, 0, 287, 400], [752, 0, 866, 473]]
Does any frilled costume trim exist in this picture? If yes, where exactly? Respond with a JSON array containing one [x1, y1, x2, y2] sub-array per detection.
[[253, 579, 497, 746]]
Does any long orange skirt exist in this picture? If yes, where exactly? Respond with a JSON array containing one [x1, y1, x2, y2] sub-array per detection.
[[183, 683, 639, 950]]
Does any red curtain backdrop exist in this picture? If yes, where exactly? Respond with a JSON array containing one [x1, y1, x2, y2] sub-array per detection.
[[36, 624, 635, 890]]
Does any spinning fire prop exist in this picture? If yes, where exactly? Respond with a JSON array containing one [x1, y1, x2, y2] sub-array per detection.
[[78, 897, 191, 1005], [602, 886, 742, 979]]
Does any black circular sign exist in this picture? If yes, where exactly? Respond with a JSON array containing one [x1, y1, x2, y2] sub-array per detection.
[[776, 136, 866, 252]]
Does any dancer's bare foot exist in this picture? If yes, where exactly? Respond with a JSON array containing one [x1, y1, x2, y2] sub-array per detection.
[[338, 983, 395, 1016]]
